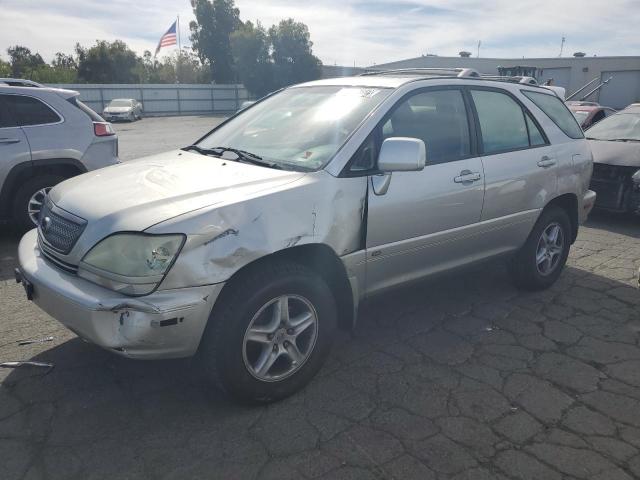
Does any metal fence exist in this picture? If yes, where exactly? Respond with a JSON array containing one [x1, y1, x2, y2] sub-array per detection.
[[46, 83, 250, 116]]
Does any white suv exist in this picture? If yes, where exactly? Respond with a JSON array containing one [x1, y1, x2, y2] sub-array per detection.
[[17, 69, 595, 402]]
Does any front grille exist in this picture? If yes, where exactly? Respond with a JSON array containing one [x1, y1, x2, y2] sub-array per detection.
[[38, 199, 86, 255], [38, 237, 79, 274]]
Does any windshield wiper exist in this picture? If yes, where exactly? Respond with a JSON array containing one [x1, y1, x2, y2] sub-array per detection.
[[183, 145, 282, 169]]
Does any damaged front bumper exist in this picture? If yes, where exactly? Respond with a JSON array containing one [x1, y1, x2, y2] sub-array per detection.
[[17, 229, 223, 359], [590, 164, 640, 214]]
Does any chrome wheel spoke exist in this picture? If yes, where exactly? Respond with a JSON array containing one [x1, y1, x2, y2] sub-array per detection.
[[255, 347, 280, 376], [245, 329, 272, 344], [284, 341, 304, 365], [288, 311, 314, 336], [274, 296, 290, 326]]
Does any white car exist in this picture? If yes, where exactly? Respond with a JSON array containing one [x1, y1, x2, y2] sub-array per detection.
[[103, 98, 143, 122]]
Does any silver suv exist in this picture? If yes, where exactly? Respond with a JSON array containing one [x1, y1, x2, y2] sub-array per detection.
[[17, 69, 596, 402], [0, 83, 119, 229]]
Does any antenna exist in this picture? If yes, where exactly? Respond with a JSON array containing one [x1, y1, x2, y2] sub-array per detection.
[[477, 40, 482, 58], [559, 36, 565, 57]]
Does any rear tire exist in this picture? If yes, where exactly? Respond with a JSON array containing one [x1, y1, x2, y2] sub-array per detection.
[[509, 206, 571, 291], [198, 260, 337, 403], [12, 174, 65, 231]]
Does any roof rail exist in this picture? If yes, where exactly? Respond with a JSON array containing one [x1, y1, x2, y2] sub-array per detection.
[[0, 78, 44, 88], [360, 67, 481, 78], [480, 75, 539, 85]]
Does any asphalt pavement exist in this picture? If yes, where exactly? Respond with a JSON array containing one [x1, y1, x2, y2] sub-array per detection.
[[1, 116, 640, 480]]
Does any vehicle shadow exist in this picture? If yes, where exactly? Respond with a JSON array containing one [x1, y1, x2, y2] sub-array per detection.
[[0, 226, 23, 282], [2, 261, 639, 479], [586, 209, 640, 238]]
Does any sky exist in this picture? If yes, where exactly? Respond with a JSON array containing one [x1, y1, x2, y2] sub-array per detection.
[[1, 0, 639, 67]]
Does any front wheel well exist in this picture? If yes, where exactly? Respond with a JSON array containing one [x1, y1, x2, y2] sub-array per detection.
[[0, 161, 86, 218], [216, 244, 355, 332], [545, 193, 579, 243]]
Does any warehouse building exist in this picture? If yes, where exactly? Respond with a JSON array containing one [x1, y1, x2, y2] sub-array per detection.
[[341, 55, 640, 109]]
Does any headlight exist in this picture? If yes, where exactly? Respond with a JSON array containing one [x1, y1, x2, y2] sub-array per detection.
[[78, 233, 185, 296]]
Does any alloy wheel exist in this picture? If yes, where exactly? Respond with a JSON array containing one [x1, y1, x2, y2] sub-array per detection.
[[242, 294, 319, 382], [27, 187, 52, 226], [536, 222, 564, 276]]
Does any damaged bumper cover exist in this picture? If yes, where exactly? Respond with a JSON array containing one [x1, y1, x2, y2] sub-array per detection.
[[590, 164, 640, 214], [17, 229, 223, 359]]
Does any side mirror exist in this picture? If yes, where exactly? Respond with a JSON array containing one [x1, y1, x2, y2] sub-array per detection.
[[377, 137, 426, 172]]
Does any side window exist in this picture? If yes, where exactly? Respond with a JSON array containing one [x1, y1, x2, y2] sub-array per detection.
[[350, 133, 377, 172], [0, 96, 17, 128], [381, 89, 471, 164], [471, 90, 529, 154], [521, 90, 584, 139], [5, 95, 61, 126], [592, 110, 606, 123], [526, 113, 546, 146]]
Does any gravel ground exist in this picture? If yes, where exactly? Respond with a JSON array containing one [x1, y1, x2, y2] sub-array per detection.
[[1, 116, 640, 479]]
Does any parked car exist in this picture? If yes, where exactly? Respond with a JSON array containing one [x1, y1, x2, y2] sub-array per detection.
[[0, 83, 119, 230], [586, 105, 640, 213], [16, 69, 595, 402], [567, 102, 616, 130], [103, 98, 143, 122]]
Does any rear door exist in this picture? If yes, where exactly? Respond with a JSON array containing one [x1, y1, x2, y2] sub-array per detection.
[[469, 87, 557, 251], [364, 87, 486, 295], [0, 94, 31, 199]]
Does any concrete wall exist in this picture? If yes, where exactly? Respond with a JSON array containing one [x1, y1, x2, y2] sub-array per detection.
[[371, 56, 640, 108], [46, 83, 250, 116]]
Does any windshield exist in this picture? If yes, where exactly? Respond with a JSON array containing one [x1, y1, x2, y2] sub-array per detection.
[[197, 86, 392, 170], [571, 110, 589, 125], [586, 112, 640, 141], [108, 99, 133, 107]]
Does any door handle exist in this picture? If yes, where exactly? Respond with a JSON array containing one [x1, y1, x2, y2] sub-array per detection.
[[0, 138, 20, 144], [537, 156, 556, 168], [454, 170, 481, 184]]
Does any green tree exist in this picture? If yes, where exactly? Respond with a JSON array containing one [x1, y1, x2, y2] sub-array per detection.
[[190, 0, 241, 83], [7, 45, 45, 77], [51, 52, 77, 70], [230, 21, 274, 97], [0, 57, 11, 77], [269, 19, 322, 88], [75, 40, 142, 83]]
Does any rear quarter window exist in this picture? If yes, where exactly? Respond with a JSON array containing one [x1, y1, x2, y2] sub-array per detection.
[[67, 97, 104, 122], [5, 95, 61, 126], [522, 90, 584, 139]]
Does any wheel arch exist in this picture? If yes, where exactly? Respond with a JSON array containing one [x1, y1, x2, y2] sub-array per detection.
[[545, 193, 579, 244], [214, 243, 355, 332], [0, 159, 86, 218]]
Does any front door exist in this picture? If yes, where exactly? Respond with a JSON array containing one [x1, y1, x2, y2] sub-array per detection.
[[365, 88, 485, 295]]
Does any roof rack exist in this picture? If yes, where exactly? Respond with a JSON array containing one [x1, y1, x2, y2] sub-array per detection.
[[360, 68, 481, 78], [0, 78, 44, 88], [480, 75, 539, 85]]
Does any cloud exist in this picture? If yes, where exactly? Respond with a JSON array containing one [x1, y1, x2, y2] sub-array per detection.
[[0, 0, 638, 67]]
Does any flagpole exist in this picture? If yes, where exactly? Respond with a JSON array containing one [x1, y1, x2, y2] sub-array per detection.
[[177, 15, 181, 52]]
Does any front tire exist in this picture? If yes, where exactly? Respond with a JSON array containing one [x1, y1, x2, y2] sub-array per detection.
[[509, 206, 571, 290], [12, 174, 65, 231], [199, 260, 337, 403]]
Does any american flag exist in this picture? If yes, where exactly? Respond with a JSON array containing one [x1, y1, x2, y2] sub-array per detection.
[[155, 20, 177, 55]]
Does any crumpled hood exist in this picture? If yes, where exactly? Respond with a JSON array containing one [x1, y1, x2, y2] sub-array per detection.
[[589, 140, 640, 167], [49, 150, 305, 233], [104, 106, 132, 113]]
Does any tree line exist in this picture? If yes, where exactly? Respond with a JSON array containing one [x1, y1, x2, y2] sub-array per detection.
[[0, 0, 322, 97]]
